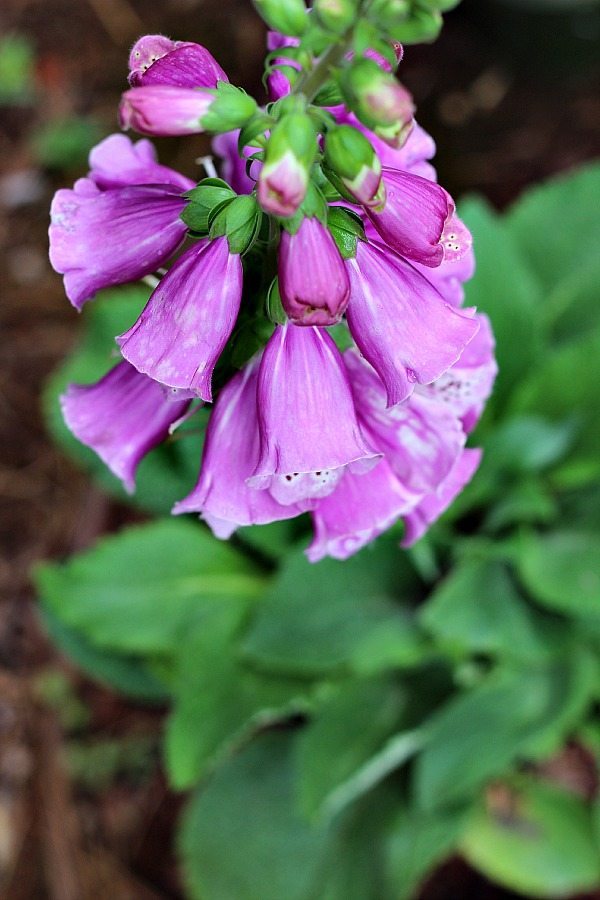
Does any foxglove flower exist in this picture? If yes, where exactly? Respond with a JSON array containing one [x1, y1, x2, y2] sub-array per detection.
[[279, 218, 350, 325], [88, 133, 194, 191], [119, 84, 217, 136], [128, 34, 228, 88], [248, 324, 380, 505], [117, 237, 242, 402], [345, 240, 479, 406], [257, 113, 317, 217], [49, 178, 188, 308], [61, 361, 190, 493], [173, 359, 304, 537]]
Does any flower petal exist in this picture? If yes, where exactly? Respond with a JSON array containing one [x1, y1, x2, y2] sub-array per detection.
[[88, 133, 193, 191]]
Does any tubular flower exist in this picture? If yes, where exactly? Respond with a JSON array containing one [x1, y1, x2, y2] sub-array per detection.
[[50, 28, 497, 562]]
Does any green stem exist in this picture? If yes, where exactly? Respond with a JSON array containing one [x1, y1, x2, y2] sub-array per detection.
[[293, 32, 353, 102]]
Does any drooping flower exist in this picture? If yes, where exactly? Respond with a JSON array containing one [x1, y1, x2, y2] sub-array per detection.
[[117, 236, 243, 402], [119, 84, 217, 136], [278, 217, 350, 325], [345, 240, 479, 405], [60, 360, 190, 493], [88, 133, 194, 191], [248, 323, 380, 505], [173, 359, 304, 537], [49, 178, 188, 308], [128, 35, 228, 88]]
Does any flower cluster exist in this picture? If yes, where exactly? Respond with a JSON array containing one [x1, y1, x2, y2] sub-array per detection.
[[50, 14, 496, 562]]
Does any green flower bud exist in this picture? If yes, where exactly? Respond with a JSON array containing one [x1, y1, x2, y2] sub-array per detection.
[[257, 112, 318, 218], [253, 0, 308, 36], [324, 125, 385, 209], [200, 82, 258, 134], [313, 0, 359, 34], [339, 58, 415, 142]]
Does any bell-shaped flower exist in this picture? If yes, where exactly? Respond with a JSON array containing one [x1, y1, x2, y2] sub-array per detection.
[[88, 133, 194, 191], [345, 240, 479, 406], [128, 34, 228, 88], [402, 449, 482, 546], [49, 178, 188, 309], [173, 359, 304, 537], [248, 323, 380, 506], [307, 459, 419, 562], [411, 244, 476, 307], [256, 112, 317, 217], [119, 85, 216, 136], [364, 168, 457, 266], [117, 236, 242, 402], [60, 360, 190, 493], [278, 218, 350, 325]]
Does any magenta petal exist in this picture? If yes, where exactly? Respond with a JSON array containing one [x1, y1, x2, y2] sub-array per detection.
[[402, 448, 482, 546], [130, 41, 228, 88], [60, 360, 189, 492], [426, 313, 498, 433], [307, 460, 419, 562], [412, 245, 476, 307], [346, 241, 480, 406], [119, 85, 213, 136], [279, 218, 350, 325], [365, 168, 451, 266], [49, 180, 187, 308], [88, 134, 193, 191], [212, 131, 257, 194], [249, 324, 380, 506], [173, 360, 304, 536], [117, 237, 242, 402]]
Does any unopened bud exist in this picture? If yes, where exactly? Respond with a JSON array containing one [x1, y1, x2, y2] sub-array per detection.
[[257, 113, 318, 217], [253, 0, 308, 37], [339, 58, 415, 148], [324, 125, 385, 209], [313, 0, 358, 34]]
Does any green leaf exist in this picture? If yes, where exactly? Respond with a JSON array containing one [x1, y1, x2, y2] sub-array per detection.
[[294, 677, 407, 818], [506, 162, 600, 292], [242, 542, 424, 678], [43, 285, 202, 515], [459, 197, 544, 406], [178, 731, 328, 900], [415, 654, 597, 811], [461, 779, 600, 898], [166, 606, 309, 789], [544, 253, 600, 345], [516, 530, 600, 618], [34, 520, 266, 656], [420, 558, 546, 660], [40, 606, 168, 702]]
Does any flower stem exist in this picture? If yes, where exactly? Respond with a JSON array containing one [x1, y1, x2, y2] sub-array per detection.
[[293, 33, 353, 102]]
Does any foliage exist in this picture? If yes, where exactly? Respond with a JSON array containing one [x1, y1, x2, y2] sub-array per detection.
[[37, 163, 600, 898]]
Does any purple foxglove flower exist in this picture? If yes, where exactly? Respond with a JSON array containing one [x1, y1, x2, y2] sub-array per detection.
[[345, 240, 479, 406], [307, 459, 419, 562], [119, 85, 215, 136], [401, 448, 482, 546], [248, 323, 380, 505], [117, 237, 242, 402], [278, 218, 350, 325], [344, 349, 466, 494], [424, 313, 497, 433], [88, 133, 194, 191], [128, 35, 228, 88], [257, 150, 309, 216], [60, 360, 190, 493], [49, 178, 187, 309], [365, 168, 453, 266], [411, 244, 476, 307], [212, 130, 258, 195], [173, 359, 304, 537], [265, 30, 300, 100]]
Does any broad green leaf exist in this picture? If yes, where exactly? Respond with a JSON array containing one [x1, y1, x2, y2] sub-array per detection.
[[386, 804, 469, 900], [516, 530, 600, 618], [242, 542, 424, 677], [544, 253, 600, 344], [35, 520, 266, 656], [43, 285, 202, 515], [166, 606, 310, 789], [415, 653, 597, 811], [461, 779, 600, 898], [484, 479, 557, 531], [459, 197, 544, 405], [420, 558, 546, 660], [294, 677, 407, 818], [40, 606, 168, 702], [482, 415, 576, 474], [506, 162, 600, 291], [178, 731, 328, 900]]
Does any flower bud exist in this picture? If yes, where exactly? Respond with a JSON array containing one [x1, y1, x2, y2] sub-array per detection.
[[257, 113, 318, 217], [324, 125, 385, 209], [278, 217, 350, 326], [253, 0, 308, 37], [119, 82, 257, 137], [339, 58, 415, 148], [313, 0, 358, 34]]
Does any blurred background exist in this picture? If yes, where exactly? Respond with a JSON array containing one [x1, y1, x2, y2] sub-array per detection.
[[0, 0, 599, 896]]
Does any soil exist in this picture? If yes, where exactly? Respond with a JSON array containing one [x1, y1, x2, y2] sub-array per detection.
[[0, 0, 598, 896]]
